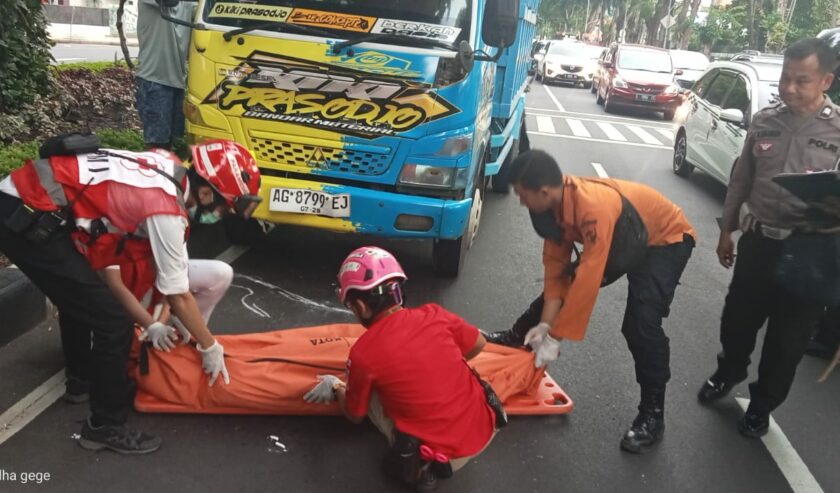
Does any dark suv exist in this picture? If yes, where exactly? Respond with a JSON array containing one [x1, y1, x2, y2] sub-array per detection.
[[595, 43, 682, 120]]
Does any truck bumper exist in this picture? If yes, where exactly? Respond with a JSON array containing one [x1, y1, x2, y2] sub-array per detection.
[[251, 174, 473, 240]]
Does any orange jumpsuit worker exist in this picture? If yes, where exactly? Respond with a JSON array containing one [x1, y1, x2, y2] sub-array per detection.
[[486, 150, 696, 454]]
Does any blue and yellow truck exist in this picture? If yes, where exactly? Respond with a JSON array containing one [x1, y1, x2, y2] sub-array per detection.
[[179, 0, 538, 275]]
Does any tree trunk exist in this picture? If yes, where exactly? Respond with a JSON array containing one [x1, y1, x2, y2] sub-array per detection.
[[117, 0, 134, 69], [677, 0, 703, 49], [645, 0, 670, 46]]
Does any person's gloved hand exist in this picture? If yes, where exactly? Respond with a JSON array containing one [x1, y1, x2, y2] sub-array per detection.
[[138, 322, 178, 352], [523, 322, 551, 351], [197, 340, 230, 386], [172, 317, 192, 345], [533, 334, 562, 368], [304, 375, 343, 404]]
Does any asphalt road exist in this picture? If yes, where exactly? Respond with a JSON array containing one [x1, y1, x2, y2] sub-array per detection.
[[51, 43, 138, 64], [0, 80, 838, 493]]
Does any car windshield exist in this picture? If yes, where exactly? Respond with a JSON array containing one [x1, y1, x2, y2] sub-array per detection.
[[202, 0, 472, 44], [672, 51, 709, 70], [618, 49, 672, 72], [547, 43, 581, 56]]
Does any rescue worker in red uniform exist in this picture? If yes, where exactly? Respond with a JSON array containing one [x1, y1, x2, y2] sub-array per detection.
[[303, 247, 502, 492], [0, 139, 261, 455]]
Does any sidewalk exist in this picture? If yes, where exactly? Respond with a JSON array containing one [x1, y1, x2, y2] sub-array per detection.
[[49, 23, 138, 46]]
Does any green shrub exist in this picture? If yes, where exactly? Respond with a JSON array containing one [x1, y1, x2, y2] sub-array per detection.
[[0, 130, 145, 178], [53, 60, 133, 74], [0, 0, 54, 113]]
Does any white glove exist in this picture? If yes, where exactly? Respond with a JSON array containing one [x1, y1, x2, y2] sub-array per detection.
[[138, 322, 178, 352], [172, 317, 192, 345], [533, 334, 562, 368], [197, 340, 230, 386], [303, 375, 343, 404], [523, 322, 551, 351]]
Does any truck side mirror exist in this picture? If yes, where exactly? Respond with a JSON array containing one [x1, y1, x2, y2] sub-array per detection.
[[482, 0, 519, 48]]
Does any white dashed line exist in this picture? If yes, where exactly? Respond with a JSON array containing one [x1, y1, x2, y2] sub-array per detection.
[[655, 128, 675, 141], [735, 398, 824, 493], [626, 125, 664, 145], [596, 121, 628, 141], [542, 85, 566, 112], [591, 163, 609, 178], [536, 115, 556, 134], [566, 119, 591, 138]]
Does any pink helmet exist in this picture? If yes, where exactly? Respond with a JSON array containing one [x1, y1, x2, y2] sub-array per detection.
[[337, 246, 407, 304]]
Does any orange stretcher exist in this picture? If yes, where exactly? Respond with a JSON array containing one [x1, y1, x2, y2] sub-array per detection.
[[132, 324, 574, 416]]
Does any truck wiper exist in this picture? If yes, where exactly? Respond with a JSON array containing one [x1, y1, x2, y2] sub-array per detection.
[[333, 32, 455, 54], [223, 21, 334, 41]]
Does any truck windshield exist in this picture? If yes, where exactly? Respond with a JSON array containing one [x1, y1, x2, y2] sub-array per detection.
[[202, 0, 472, 45]]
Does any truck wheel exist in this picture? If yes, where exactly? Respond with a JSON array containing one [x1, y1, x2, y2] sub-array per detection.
[[433, 177, 483, 277], [223, 215, 268, 245]]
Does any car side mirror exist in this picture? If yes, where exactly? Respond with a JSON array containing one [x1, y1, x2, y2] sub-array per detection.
[[482, 0, 519, 48], [675, 69, 684, 76], [720, 108, 745, 125]]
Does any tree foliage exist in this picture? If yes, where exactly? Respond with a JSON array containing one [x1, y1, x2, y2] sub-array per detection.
[[0, 0, 54, 113], [537, 0, 837, 55]]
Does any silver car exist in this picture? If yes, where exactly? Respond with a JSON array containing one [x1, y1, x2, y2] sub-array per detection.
[[673, 60, 781, 185]]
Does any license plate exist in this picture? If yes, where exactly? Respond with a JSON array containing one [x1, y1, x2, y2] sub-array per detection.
[[269, 188, 350, 218], [561, 74, 575, 79], [635, 94, 655, 102]]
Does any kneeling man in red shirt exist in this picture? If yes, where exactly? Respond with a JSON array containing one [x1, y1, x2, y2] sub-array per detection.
[[304, 246, 501, 492]]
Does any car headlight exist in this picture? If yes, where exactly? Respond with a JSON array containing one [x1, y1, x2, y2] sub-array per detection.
[[613, 76, 627, 88], [663, 85, 680, 94], [399, 164, 468, 189]]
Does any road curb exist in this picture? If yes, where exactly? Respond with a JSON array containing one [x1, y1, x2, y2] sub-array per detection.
[[0, 269, 47, 348]]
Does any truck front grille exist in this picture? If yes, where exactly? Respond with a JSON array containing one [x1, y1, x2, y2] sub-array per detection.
[[250, 138, 391, 176]]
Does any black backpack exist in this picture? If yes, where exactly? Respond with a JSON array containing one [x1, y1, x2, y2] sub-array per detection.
[[529, 180, 648, 286]]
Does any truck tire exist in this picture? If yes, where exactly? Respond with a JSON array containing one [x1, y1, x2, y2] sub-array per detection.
[[223, 215, 268, 245], [434, 168, 484, 276]]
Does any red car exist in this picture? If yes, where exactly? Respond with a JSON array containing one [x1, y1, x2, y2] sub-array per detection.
[[595, 43, 682, 120]]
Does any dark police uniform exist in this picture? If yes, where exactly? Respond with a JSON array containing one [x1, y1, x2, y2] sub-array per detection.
[[713, 96, 840, 416]]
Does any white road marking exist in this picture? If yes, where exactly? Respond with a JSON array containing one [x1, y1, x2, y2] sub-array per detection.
[[536, 115, 556, 134], [236, 274, 351, 314], [655, 128, 675, 141], [0, 371, 65, 447], [626, 125, 664, 145], [596, 122, 627, 141], [591, 163, 609, 178], [566, 119, 591, 138], [215, 244, 251, 264], [527, 130, 671, 150], [542, 85, 566, 112], [735, 398, 824, 493], [526, 106, 674, 128]]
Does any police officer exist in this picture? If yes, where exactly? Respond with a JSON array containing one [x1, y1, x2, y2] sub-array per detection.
[[0, 139, 261, 454], [698, 38, 840, 437]]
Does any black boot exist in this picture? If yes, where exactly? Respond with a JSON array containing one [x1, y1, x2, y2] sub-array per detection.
[[620, 386, 665, 454], [484, 294, 544, 348]]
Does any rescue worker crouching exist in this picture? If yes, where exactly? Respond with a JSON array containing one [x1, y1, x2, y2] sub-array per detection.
[[303, 247, 503, 492], [0, 138, 261, 455], [485, 150, 696, 454]]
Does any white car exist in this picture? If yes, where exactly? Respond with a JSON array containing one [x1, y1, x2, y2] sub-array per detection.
[[670, 50, 709, 90], [536, 42, 604, 89], [673, 60, 782, 185]]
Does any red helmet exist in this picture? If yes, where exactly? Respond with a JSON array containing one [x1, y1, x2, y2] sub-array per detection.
[[191, 140, 262, 219]]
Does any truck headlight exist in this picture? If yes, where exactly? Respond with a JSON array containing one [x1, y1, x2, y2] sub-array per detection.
[[399, 165, 469, 189]]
